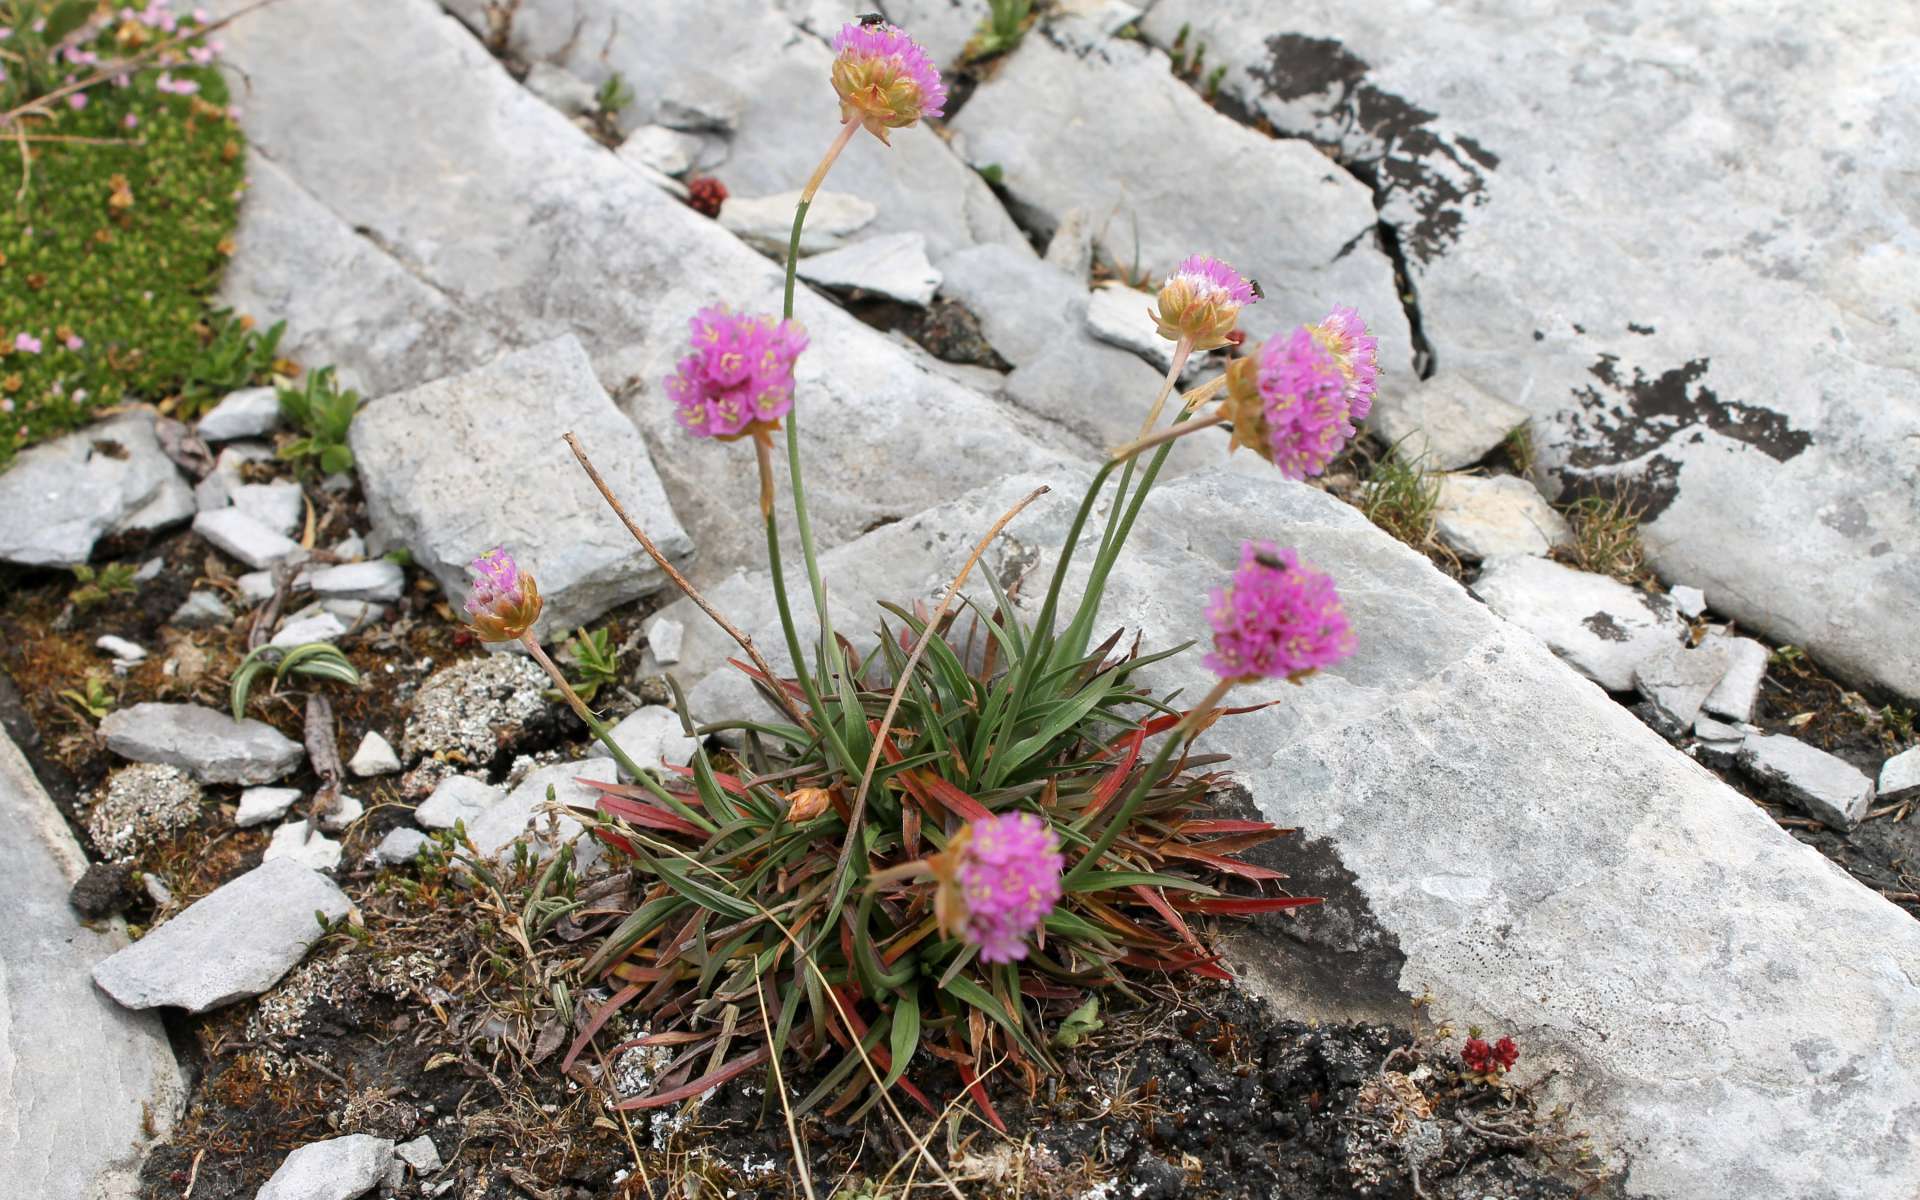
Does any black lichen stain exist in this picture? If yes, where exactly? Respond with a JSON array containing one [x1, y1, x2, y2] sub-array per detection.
[[1566, 356, 1813, 476], [1251, 33, 1494, 263], [1581, 611, 1629, 643]]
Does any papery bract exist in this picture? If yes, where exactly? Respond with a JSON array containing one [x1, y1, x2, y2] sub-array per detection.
[[936, 812, 1064, 964], [1150, 255, 1257, 351], [830, 21, 947, 143], [1224, 326, 1356, 479], [1205, 542, 1354, 683], [464, 547, 543, 642], [666, 306, 808, 441]]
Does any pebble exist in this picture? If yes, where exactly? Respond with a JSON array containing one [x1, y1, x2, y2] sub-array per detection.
[[331, 532, 367, 560], [797, 232, 944, 307], [230, 481, 306, 538], [1699, 630, 1770, 723], [256, 1134, 396, 1200], [465, 757, 619, 861], [263, 821, 345, 872], [99, 702, 304, 785], [270, 610, 349, 648], [618, 124, 701, 177], [0, 411, 196, 567], [719, 189, 877, 255], [1671, 585, 1708, 618], [95, 635, 148, 663], [372, 827, 430, 867], [1880, 747, 1920, 804], [1431, 474, 1571, 561], [413, 774, 504, 831], [585, 706, 700, 781], [347, 732, 402, 777], [236, 786, 302, 828], [193, 507, 303, 571], [170, 591, 235, 629], [91, 857, 350, 1013], [307, 560, 405, 603], [196, 386, 283, 441], [237, 570, 279, 603], [1632, 639, 1736, 729], [645, 615, 685, 666], [1737, 733, 1876, 831], [395, 1134, 442, 1174]]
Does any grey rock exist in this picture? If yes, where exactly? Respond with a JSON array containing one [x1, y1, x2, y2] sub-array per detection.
[[1699, 630, 1771, 724], [938, 242, 1086, 368], [466, 758, 619, 860], [0, 410, 195, 567], [402, 655, 550, 762], [395, 1134, 442, 1174], [1671, 585, 1708, 619], [1084, 283, 1189, 378], [1143, 0, 1920, 700], [719, 190, 877, 256], [658, 69, 747, 133], [1632, 640, 1736, 730], [193, 507, 302, 571], [230, 481, 305, 538], [236, 786, 302, 828], [870, 0, 988, 65], [96, 635, 148, 663], [92, 857, 349, 1012], [306, 560, 405, 603], [372, 827, 430, 867], [133, 556, 165, 583], [332, 532, 366, 560], [523, 61, 598, 116], [618, 124, 702, 177], [1431, 474, 1571, 560], [1739, 733, 1876, 831], [236, 571, 278, 603], [86, 763, 203, 860], [413, 774, 503, 831], [1370, 375, 1528, 472], [263, 820, 344, 872], [171, 591, 235, 629], [949, 25, 1410, 366], [1003, 332, 1217, 478], [798, 233, 944, 307], [645, 614, 685, 666], [270, 611, 349, 648], [316, 795, 365, 834], [1, 729, 183, 1199], [1693, 714, 1751, 767], [256, 1134, 395, 1200], [352, 336, 692, 641], [100, 702, 304, 785], [1470, 556, 1683, 691], [585, 706, 699, 780], [687, 464, 1920, 1200], [347, 732, 401, 778], [1043, 205, 1096, 281], [1880, 747, 1920, 803], [321, 599, 384, 630], [196, 386, 283, 441]]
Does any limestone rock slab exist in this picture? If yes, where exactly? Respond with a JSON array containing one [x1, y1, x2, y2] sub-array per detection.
[[1739, 733, 1876, 831], [1470, 556, 1683, 692], [100, 702, 303, 785], [1432, 474, 1570, 560], [798, 233, 943, 307], [467, 758, 619, 861], [0, 410, 194, 567], [1371, 374, 1528, 472]]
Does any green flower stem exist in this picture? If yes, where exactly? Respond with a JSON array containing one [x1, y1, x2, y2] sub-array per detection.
[[1060, 677, 1235, 889]]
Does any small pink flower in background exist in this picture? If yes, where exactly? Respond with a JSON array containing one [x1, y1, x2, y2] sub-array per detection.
[[124, 113, 139, 129], [13, 333, 42, 355], [1223, 325, 1357, 479], [937, 812, 1064, 964], [464, 547, 543, 642], [189, 45, 214, 65], [1310, 305, 1380, 421], [65, 334, 84, 351], [0, 399, 13, 414], [72, 388, 89, 403], [68, 93, 88, 110], [666, 306, 808, 441], [194, 8, 211, 22], [830, 20, 947, 143], [1151, 254, 1258, 350], [1205, 542, 1354, 683], [155, 72, 199, 96]]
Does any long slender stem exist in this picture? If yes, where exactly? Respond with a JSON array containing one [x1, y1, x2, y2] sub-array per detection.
[[758, 436, 818, 712], [1136, 336, 1193, 435], [1061, 677, 1235, 889]]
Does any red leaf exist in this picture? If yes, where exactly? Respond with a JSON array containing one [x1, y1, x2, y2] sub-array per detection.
[[954, 1053, 1007, 1133], [1117, 950, 1235, 981], [1131, 884, 1203, 950], [917, 772, 992, 823], [725, 656, 808, 704], [593, 790, 707, 836], [1157, 844, 1290, 881], [1086, 728, 1145, 816], [1168, 895, 1324, 915], [615, 1047, 770, 1110], [660, 761, 751, 797], [1178, 819, 1286, 836], [561, 982, 643, 1073]]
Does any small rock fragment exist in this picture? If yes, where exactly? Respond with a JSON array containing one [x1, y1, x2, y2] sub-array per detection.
[[256, 1134, 396, 1200], [465, 758, 619, 861], [1367, 374, 1530, 472], [395, 1135, 442, 1174], [316, 796, 364, 833], [96, 635, 148, 664], [100, 702, 304, 785], [403, 655, 552, 762], [618, 124, 702, 177], [91, 857, 350, 1012], [270, 611, 349, 648], [585, 707, 699, 781], [193, 507, 303, 570], [1879, 746, 1920, 804], [1738, 733, 1875, 831], [264, 821, 345, 871], [307, 560, 404, 603], [413, 775, 503, 830], [347, 732, 401, 777], [1671, 585, 1708, 618], [1633, 639, 1735, 729], [372, 827, 430, 867], [1084, 283, 1189, 377], [230, 481, 305, 538], [196, 386, 283, 441], [720, 190, 877, 255], [1432, 474, 1571, 561], [170, 591, 234, 629], [798, 233, 944, 307], [646, 615, 685, 666], [236, 786, 302, 828], [69, 861, 140, 919], [1699, 630, 1770, 723]]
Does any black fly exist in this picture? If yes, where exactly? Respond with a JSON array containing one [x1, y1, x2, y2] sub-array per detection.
[[1253, 550, 1288, 571], [1248, 278, 1266, 300], [855, 12, 887, 26]]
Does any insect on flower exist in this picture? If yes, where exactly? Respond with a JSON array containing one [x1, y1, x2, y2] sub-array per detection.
[[855, 11, 888, 25]]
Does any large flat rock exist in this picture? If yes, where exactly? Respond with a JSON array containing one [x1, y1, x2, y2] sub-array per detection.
[[1140, 0, 1920, 699], [213, 0, 1072, 577], [0, 730, 182, 1199], [0, 410, 194, 567], [686, 465, 1920, 1200], [99, 702, 304, 785], [350, 335, 693, 640]]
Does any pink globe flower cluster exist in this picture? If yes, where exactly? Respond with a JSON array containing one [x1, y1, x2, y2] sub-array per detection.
[[1151, 254, 1259, 350], [1310, 304, 1380, 421], [464, 547, 543, 642], [1223, 307, 1378, 480], [941, 812, 1065, 964], [665, 306, 809, 441], [831, 20, 947, 142], [1205, 541, 1355, 683]]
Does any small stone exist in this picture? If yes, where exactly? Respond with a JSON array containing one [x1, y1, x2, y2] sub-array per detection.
[[196, 386, 283, 441], [307, 560, 405, 603], [256, 1134, 396, 1200], [1738, 733, 1876, 831], [1043, 206, 1096, 282], [100, 702, 304, 785], [1432, 474, 1571, 561], [91, 857, 350, 1012], [86, 764, 204, 860], [657, 70, 746, 132], [1084, 283, 1190, 377], [170, 592, 234, 629], [133, 557, 165, 583], [316, 796, 364, 833], [618, 124, 701, 176], [143, 874, 173, 908], [264, 821, 344, 871], [193, 507, 303, 570], [1470, 556, 1685, 692], [465, 757, 619, 861], [720, 190, 877, 256], [403, 655, 552, 762], [1880, 747, 1920, 804], [96, 635, 148, 663], [1699, 630, 1770, 723], [395, 1135, 442, 1174], [372, 827, 430, 867], [332, 532, 366, 560], [347, 732, 401, 778], [939, 243, 1085, 368], [798, 233, 944, 307], [236, 570, 279, 603], [271, 610, 349, 648], [69, 861, 139, 919], [585, 707, 699, 781], [1367, 374, 1530, 472], [646, 615, 685, 666], [1633, 640, 1735, 729], [1671, 585, 1708, 618], [230, 481, 306, 538], [413, 775, 503, 831], [0, 411, 196, 567], [523, 61, 598, 115], [236, 786, 301, 828]]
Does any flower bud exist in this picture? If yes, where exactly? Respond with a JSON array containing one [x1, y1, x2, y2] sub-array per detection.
[[464, 547, 542, 642], [1150, 255, 1258, 350], [785, 787, 833, 822], [830, 21, 947, 143]]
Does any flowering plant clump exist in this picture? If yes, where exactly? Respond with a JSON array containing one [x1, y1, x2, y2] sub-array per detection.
[[1462, 1035, 1521, 1080], [463, 548, 543, 642], [477, 17, 1381, 1127]]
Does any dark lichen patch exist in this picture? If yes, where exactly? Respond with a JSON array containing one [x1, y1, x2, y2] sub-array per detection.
[[1581, 612, 1629, 643], [1250, 34, 1495, 263], [1569, 355, 1812, 467]]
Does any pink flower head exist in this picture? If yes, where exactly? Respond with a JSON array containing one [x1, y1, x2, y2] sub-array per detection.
[[154, 72, 199, 95], [1309, 305, 1379, 421], [1151, 255, 1258, 350], [939, 812, 1064, 964], [1205, 542, 1355, 683], [830, 20, 946, 143], [67, 92, 88, 110], [64, 334, 84, 350], [123, 112, 139, 129], [1223, 326, 1356, 479], [13, 333, 42, 355], [666, 306, 808, 441], [464, 547, 543, 641]]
